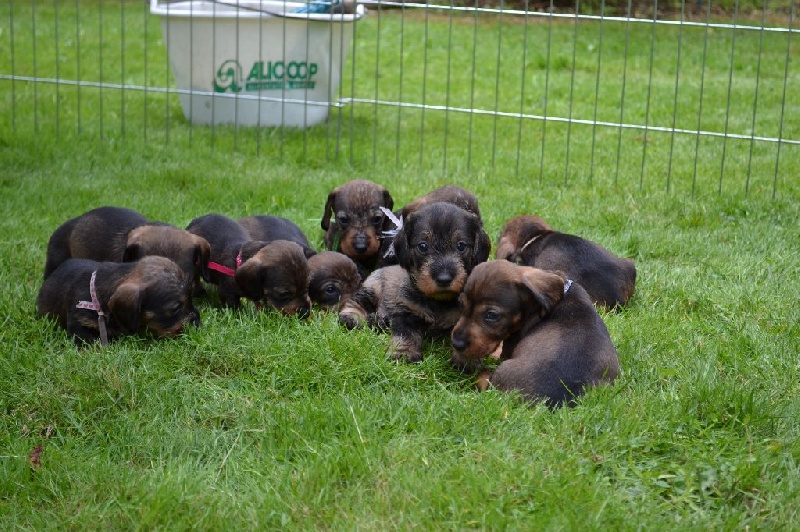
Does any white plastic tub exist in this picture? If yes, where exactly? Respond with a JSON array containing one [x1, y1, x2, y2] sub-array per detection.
[[150, 0, 365, 127]]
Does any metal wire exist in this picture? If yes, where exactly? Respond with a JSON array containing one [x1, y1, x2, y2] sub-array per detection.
[[4, 0, 798, 196]]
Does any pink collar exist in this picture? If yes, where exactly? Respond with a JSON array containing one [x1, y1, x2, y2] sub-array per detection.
[[208, 250, 243, 277], [75, 270, 109, 345]]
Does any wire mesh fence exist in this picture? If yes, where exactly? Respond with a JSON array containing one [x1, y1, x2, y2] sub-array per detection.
[[2, 0, 797, 196]]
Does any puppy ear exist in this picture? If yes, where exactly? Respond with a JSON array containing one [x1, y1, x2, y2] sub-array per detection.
[[321, 189, 338, 231], [473, 228, 492, 265], [123, 243, 141, 262], [108, 283, 142, 332], [235, 259, 266, 302], [382, 189, 394, 211], [301, 245, 317, 259], [393, 225, 411, 270], [518, 267, 565, 319], [239, 241, 268, 262], [193, 236, 212, 282]]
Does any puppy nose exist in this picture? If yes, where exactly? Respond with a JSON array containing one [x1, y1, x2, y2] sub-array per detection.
[[189, 310, 201, 327], [296, 304, 311, 320], [451, 332, 468, 351], [353, 235, 369, 253], [435, 270, 454, 287]]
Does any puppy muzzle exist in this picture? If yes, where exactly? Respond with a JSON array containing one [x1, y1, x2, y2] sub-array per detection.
[[352, 232, 370, 254], [451, 330, 469, 352]]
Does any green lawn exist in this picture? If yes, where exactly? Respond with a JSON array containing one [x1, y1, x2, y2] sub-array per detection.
[[1, 2, 799, 528]]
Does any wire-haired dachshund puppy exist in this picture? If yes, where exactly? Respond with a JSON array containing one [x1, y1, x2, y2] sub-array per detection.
[[307, 251, 362, 310], [187, 214, 311, 317], [43, 206, 211, 292], [37, 256, 200, 345], [238, 215, 362, 310], [400, 185, 482, 222], [496, 215, 636, 308], [237, 215, 317, 259], [451, 261, 620, 407], [320, 179, 394, 276], [339, 202, 491, 363]]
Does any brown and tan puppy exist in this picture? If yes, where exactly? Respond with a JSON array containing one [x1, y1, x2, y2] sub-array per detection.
[[307, 251, 362, 310], [451, 261, 620, 407], [187, 214, 311, 317], [320, 179, 395, 276], [339, 202, 491, 363], [43, 206, 211, 292], [400, 184, 482, 222], [237, 215, 316, 259], [496, 215, 636, 308], [37, 256, 200, 345]]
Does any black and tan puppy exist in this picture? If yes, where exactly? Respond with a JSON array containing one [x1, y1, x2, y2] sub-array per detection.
[[43, 206, 211, 291], [320, 179, 395, 275], [451, 261, 620, 407], [37, 256, 200, 345], [339, 202, 491, 362], [187, 214, 311, 317], [237, 215, 316, 259], [496, 215, 636, 308], [307, 251, 362, 310], [400, 184, 482, 222]]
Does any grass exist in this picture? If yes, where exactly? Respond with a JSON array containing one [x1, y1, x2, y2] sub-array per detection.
[[2, 1, 800, 529]]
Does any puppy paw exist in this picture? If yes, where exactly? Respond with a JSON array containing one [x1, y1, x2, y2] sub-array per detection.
[[476, 370, 493, 392], [388, 335, 423, 363], [450, 352, 482, 373], [338, 309, 365, 330], [388, 349, 423, 364]]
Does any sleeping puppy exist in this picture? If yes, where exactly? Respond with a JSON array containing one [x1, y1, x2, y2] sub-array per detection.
[[186, 213, 311, 317], [339, 202, 491, 363], [400, 185, 482, 222], [43, 206, 211, 291], [496, 215, 636, 308], [320, 179, 395, 276], [450, 261, 620, 407], [307, 251, 362, 310], [37, 256, 200, 345], [237, 215, 317, 259]]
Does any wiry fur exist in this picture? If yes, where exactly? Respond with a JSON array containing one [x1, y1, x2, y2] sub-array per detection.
[[451, 261, 620, 407], [339, 202, 491, 362], [497, 214, 637, 308], [320, 179, 395, 277], [400, 185, 482, 222], [187, 214, 311, 317], [307, 251, 362, 310], [37, 256, 200, 345], [44, 206, 211, 291], [237, 215, 316, 259]]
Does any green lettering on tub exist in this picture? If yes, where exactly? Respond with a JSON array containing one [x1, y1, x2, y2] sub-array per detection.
[[213, 59, 319, 93]]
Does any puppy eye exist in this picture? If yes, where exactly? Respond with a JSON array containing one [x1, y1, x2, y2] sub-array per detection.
[[456, 241, 467, 252], [483, 309, 500, 324], [371, 215, 383, 226], [337, 215, 350, 227], [416, 242, 429, 253], [324, 284, 340, 297], [274, 291, 292, 303]]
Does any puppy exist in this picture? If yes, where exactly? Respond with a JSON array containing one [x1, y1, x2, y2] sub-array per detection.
[[400, 185, 482, 222], [307, 251, 362, 310], [187, 214, 311, 317], [451, 261, 620, 407], [496, 215, 636, 308], [37, 256, 200, 345], [320, 179, 394, 275], [237, 215, 316, 259], [339, 202, 491, 363], [44, 206, 211, 291]]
